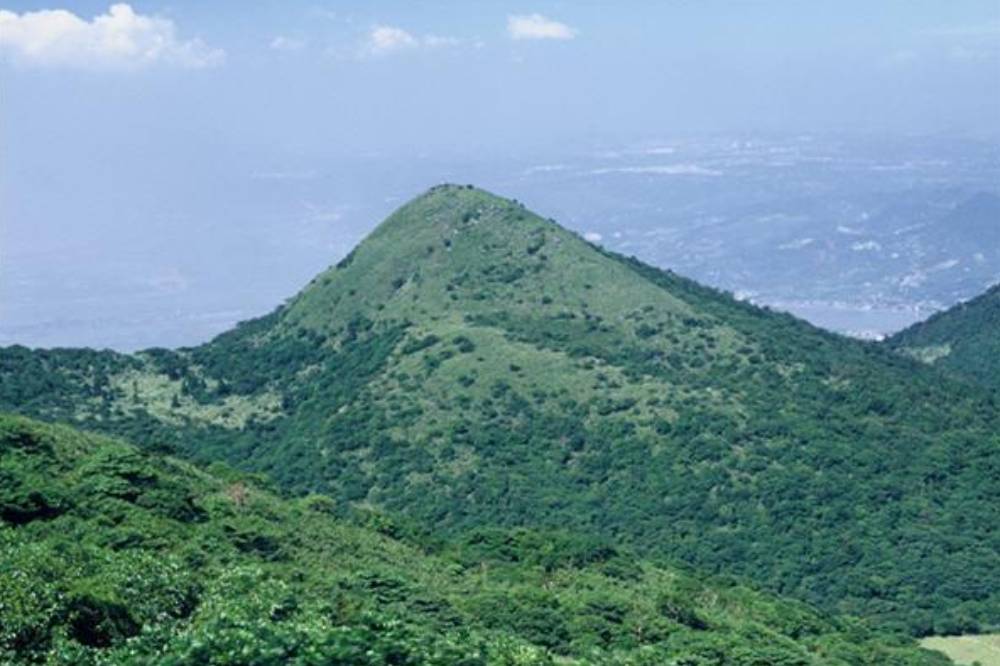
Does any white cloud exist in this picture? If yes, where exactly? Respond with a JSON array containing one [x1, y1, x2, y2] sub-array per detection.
[[0, 3, 224, 70], [507, 14, 576, 41], [365, 25, 418, 55], [583, 231, 603, 243], [270, 35, 306, 52], [361, 25, 465, 57]]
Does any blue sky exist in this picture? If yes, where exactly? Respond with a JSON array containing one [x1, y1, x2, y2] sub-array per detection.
[[3, 1, 999, 154], [1, 1, 999, 349]]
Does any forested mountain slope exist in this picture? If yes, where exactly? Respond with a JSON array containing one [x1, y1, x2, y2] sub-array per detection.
[[887, 284, 1000, 389], [1, 185, 998, 635], [0, 413, 951, 665]]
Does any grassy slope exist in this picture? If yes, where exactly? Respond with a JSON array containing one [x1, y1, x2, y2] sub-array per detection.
[[920, 634, 1000, 666], [1, 185, 998, 636], [887, 284, 1000, 390], [0, 413, 949, 665]]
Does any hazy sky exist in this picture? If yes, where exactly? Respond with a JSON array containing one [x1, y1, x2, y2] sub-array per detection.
[[1, 1, 999, 349], [3, 1, 999, 151]]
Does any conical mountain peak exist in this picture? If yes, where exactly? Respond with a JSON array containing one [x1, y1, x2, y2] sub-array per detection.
[[277, 184, 666, 335]]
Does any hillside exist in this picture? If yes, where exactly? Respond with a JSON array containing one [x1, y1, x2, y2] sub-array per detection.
[[887, 283, 1000, 389], [1, 185, 999, 636], [0, 413, 953, 665]]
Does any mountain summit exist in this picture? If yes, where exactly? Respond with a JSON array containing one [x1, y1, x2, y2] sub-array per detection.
[[280, 184, 693, 335], [2, 185, 998, 635]]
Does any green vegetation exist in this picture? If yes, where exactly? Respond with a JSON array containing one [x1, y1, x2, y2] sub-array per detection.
[[1, 185, 998, 639], [887, 284, 1000, 390], [920, 634, 1000, 666], [0, 414, 950, 664]]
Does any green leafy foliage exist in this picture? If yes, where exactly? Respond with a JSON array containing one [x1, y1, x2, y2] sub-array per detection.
[[0, 414, 950, 664], [887, 283, 1000, 390], [1, 186, 998, 638]]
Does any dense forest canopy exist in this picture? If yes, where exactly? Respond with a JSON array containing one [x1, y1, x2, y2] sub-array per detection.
[[0, 414, 953, 664], [888, 284, 1000, 390]]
